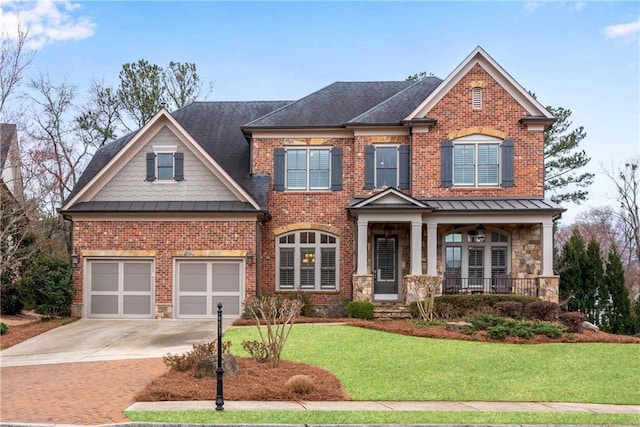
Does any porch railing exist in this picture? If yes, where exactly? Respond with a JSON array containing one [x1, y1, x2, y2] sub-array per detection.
[[442, 276, 538, 296]]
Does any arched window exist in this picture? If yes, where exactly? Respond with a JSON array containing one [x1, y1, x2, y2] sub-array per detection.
[[443, 228, 510, 292], [276, 230, 339, 291]]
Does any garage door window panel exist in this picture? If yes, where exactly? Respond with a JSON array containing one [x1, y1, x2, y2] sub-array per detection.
[[88, 260, 153, 318]]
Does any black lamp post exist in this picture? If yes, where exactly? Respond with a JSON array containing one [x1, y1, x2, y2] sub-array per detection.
[[215, 302, 224, 411]]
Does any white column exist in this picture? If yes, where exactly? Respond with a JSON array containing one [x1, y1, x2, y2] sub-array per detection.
[[426, 222, 438, 275], [410, 220, 423, 275], [357, 218, 369, 274], [542, 220, 554, 276]]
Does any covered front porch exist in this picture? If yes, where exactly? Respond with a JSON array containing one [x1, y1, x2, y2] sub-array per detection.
[[348, 189, 563, 305]]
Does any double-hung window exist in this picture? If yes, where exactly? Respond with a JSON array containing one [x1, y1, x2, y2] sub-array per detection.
[[452, 135, 500, 186], [286, 148, 330, 190], [364, 144, 410, 190], [277, 230, 339, 291], [146, 146, 184, 182]]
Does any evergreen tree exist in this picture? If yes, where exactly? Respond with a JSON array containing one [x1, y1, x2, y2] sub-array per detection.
[[583, 239, 606, 323], [603, 246, 633, 334], [558, 229, 586, 313]]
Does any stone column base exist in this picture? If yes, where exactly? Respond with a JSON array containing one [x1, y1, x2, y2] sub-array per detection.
[[352, 274, 373, 302], [71, 303, 83, 318], [155, 304, 173, 319], [404, 274, 442, 304], [537, 275, 559, 304]]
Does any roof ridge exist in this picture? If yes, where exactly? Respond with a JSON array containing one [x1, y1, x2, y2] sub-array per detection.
[[348, 77, 442, 124]]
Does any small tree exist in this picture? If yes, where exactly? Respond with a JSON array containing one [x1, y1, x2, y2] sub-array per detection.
[[242, 295, 303, 368], [603, 246, 634, 334], [557, 229, 587, 312], [405, 276, 439, 321], [583, 239, 606, 323]]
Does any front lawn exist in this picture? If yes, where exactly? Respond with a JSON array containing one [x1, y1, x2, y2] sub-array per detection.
[[125, 410, 640, 425], [224, 324, 640, 404]]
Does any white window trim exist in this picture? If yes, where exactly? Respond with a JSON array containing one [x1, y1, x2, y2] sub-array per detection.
[[285, 147, 332, 191], [442, 228, 510, 280], [374, 144, 400, 189], [153, 145, 178, 182], [452, 134, 501, 187], [276, 230, 339, 291]]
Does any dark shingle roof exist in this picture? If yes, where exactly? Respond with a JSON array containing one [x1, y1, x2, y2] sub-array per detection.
[[347, 77, 442, 125], [243, 81, 413, 128], [65, 101, 290, 210]]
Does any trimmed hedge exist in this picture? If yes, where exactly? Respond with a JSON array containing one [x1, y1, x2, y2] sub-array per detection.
[[410, 294, 538, 319], [346, 301, 374, 320]]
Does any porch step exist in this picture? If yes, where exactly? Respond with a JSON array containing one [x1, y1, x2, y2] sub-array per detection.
[[373, 303, 412, 320]]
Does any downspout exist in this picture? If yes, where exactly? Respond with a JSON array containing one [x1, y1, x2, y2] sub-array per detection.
[[255, 220, 260, 297], [408, 123, 413, 194]]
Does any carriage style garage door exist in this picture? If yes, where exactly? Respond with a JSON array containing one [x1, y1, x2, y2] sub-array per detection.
[[176, 260, 243, 318], [87, 260, 153, 318]]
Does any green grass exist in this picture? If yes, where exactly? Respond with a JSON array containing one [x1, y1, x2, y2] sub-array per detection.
[[125, 410, 640, 425], [225, 324, 640, 404]]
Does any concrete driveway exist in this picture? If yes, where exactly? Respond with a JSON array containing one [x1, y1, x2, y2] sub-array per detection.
[[0, 318, 232, 367]]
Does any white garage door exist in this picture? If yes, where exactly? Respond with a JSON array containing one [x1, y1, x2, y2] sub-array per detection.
[[176, 260, 242, 318], [88, 260, 153, 318]]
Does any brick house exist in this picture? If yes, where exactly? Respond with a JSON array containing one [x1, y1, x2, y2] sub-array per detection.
[[61, 47, 564, 319]]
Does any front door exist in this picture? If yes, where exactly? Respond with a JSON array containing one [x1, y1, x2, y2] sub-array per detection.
[[374, 235, 398, 299]]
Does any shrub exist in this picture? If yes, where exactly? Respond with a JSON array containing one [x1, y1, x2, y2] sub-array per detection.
[[346, 301, 374, 320], [559, 311, 585, 333], [19, 253, 73, 317], [468, 313, 504, 330], [325, 297, 351, 318], [432, 302, 457, 319], [493, 301, 524, 319], [242, 340, 270, 363], [531, 322, 565, 339], [164, 340, 231, 372], [525, 301, 559, 322], [285, 291, 315, 317], [242, 295, 303, 367], [0, 281, 24, 315], [285, 374, 316, 394], [0, 322, 7, 335], [434, 294, 537, 318]]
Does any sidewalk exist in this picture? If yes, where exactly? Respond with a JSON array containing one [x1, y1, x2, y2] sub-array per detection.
[[128, 400, 640, 414]]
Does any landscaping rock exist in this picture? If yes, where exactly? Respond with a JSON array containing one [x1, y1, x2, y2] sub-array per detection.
[[445, 321, 474, 333], [582, 321, 600, 332], [194, 354, 239, 378]]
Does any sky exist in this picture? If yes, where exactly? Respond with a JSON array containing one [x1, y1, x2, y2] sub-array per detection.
[[1, 0, 639, 224]]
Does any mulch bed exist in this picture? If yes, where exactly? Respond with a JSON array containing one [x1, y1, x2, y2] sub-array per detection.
[[136, 357, 349, 402], [0, 317, 78, 350]]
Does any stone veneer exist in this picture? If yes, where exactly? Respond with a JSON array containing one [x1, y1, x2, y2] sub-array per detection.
[[352, 274, 373, 301]]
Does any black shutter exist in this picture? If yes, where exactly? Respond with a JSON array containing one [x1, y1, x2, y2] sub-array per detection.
[[146, 152, 156, 181], [501, 138, 514, 187], [174, 152, 184, 181], [364, 145, 375, 189], [398, 145, 410, 190], [441, 139, 453, 188], [330, 147, 343, 191], [273, 148, 285, 191]]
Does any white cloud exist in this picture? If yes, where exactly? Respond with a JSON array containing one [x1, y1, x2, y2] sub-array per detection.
[[0, 0, 95, 49], [568, 2, 585, 13], [524, 2, 545, 13], [604, 18, 640, 40]]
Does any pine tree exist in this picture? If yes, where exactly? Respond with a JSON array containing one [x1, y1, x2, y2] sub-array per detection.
[[558, 229, 586, 313], [603, 246, 633, 334], [583, 239, 606, 323]]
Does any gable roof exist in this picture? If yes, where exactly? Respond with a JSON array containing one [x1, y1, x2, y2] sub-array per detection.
[[347, 77, 442, 125], [243, 81, 413, 128], [63, 101, 290, 212], [405, 46, 554, 123]]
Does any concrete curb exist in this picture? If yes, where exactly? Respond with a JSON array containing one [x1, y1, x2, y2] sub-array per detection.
[[126, 400, 640, 414]]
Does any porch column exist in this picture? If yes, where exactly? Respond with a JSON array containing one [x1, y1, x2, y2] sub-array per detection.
[[542, 220, 554, 276], [426, 221, 438, 275], [357, 218, 369, 274], [410, 219, 423, 275]]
